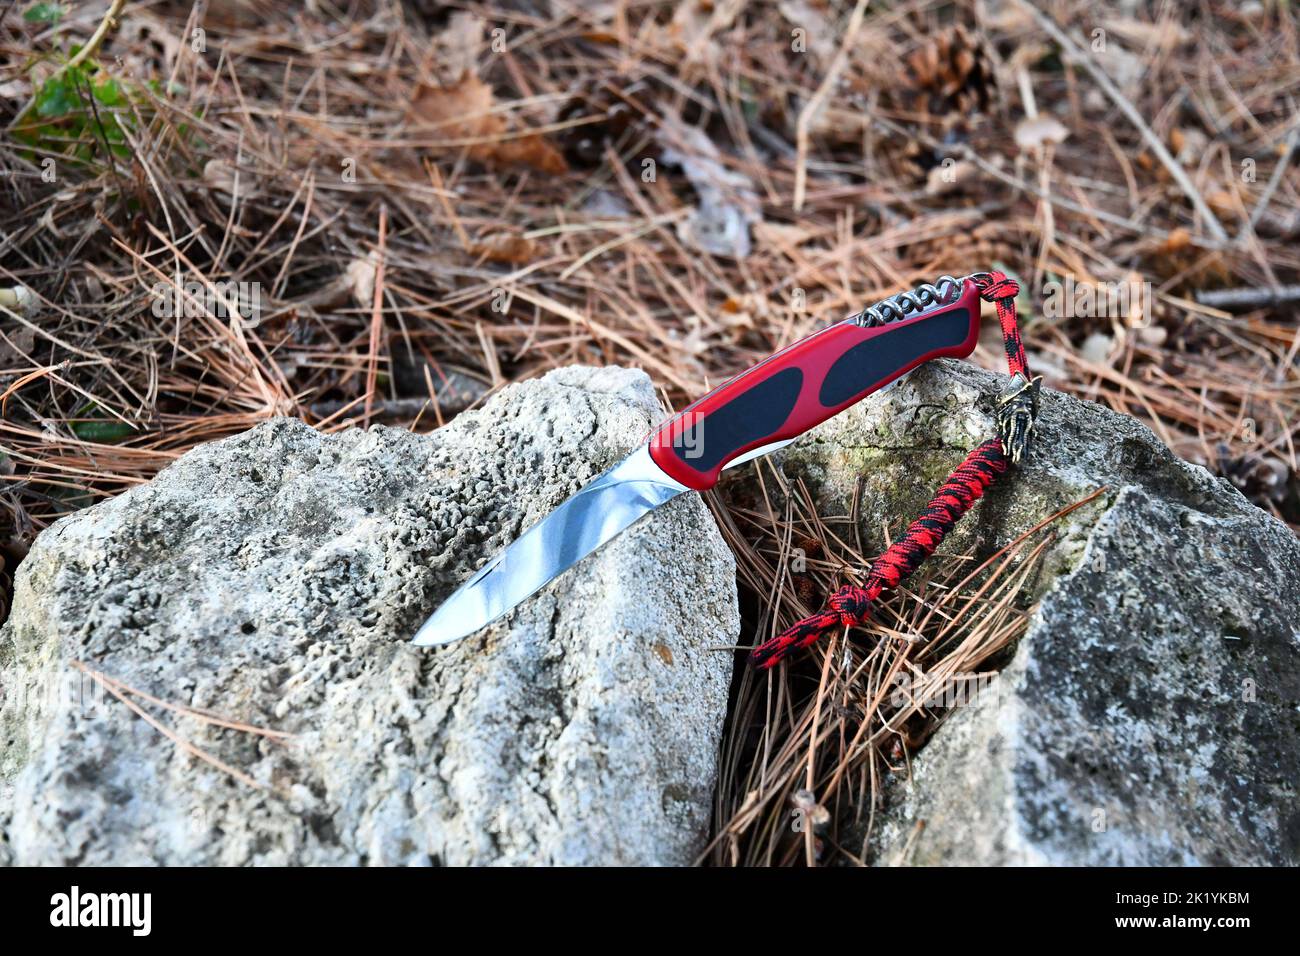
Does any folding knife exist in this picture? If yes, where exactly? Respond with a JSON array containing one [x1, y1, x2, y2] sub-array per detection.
[[412, 275, 983, 647]]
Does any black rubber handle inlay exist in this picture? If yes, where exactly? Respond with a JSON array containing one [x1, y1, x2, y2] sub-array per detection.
[[673, 367, 803, 472], [818, 307, 971, 408]]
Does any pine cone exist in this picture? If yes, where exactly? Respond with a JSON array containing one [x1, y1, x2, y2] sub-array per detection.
[[791, 574, 821, 608], [904, 25, 994, 120]]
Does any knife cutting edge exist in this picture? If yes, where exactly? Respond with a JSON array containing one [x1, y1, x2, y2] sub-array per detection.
[[411, 274, 985, 648]]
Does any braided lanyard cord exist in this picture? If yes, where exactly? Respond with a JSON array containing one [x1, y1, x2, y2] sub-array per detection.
[[750, 271, 1040, 670]]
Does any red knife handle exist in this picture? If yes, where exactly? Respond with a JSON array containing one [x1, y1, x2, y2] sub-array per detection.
[[648, 280, 982, 490]]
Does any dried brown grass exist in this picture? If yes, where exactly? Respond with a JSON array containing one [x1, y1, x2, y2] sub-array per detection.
[[704, 463, 1106, 865]]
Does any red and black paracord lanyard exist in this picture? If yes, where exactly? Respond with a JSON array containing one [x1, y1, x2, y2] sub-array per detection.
[[749, 270, 1041, 669]]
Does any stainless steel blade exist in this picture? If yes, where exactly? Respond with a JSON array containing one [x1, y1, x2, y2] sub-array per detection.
[[412, 444, 689, 646]]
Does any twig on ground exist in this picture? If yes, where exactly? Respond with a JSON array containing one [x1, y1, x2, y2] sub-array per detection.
[[794, 0, 871, 212], [363, 205, 389, 426], [1194, 284, 1300, 310]]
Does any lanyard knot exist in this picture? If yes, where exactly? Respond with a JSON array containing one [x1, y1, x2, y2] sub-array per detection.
[[972, 270, 1020, 302]]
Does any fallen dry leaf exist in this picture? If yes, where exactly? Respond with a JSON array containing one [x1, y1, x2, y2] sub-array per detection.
[[432, 11, 486, 83], [753, 220, 815, 249], [406, 76, 567, 175], [345, 255, 378, 307], [0, 325, 36, 365], [468, 228, 537, 265], [658, 113, 761, 258]]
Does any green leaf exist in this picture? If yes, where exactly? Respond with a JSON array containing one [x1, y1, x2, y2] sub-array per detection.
[[70, 420, 136, 443], [23, 2, 64, 24], [92, 76, 123, 106], [34, 74, 77, 118]]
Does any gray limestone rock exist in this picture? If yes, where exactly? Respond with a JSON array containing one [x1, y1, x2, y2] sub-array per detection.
[[751, 358, 1300, 865], [0, 366, 739, 865]]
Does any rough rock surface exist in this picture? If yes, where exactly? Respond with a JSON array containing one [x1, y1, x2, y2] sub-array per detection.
[[753, 358, 1300, 866], [0, 367, 738, 865]]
